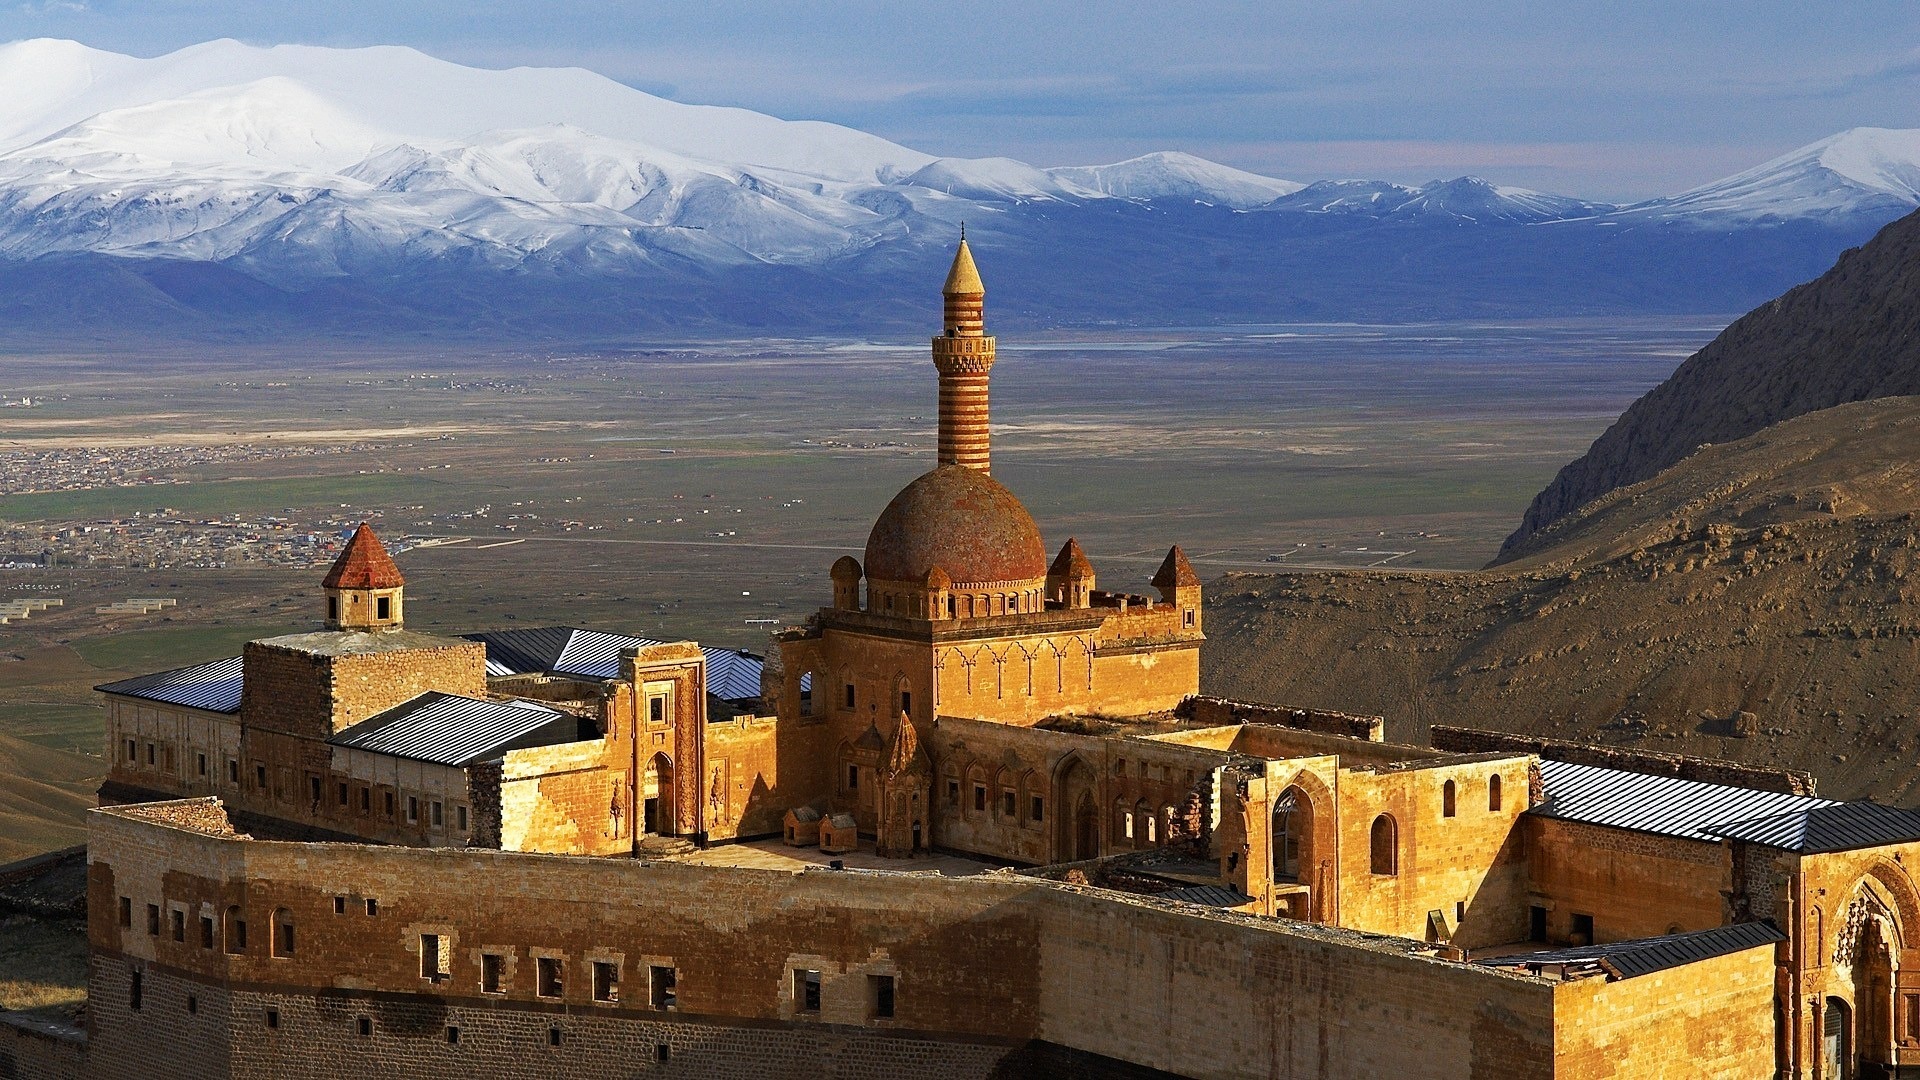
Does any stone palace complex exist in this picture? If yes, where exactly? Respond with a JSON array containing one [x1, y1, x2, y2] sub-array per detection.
[[8, 242, 1920, 1078]]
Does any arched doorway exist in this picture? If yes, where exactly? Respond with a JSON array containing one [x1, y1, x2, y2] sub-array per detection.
[[643, 753, 674, 836], [1272, 787, 1313, 883], [1825, 997, 1853, 1080], [1053, 756, 1098, 861]]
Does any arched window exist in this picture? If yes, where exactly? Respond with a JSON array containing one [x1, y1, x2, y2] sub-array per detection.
[[272, 908, 295, 958], [1136, 800, 1154, 846], [1369, 815, 1398, 876], [1488, 774, 1503, 812], [1442, 780, 1457, 818], [1273, 787, 1308, 883], [1119, 800, 1134, 840]]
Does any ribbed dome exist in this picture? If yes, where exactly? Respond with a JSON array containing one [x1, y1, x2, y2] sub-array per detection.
[[864, 466, 1047, 586]]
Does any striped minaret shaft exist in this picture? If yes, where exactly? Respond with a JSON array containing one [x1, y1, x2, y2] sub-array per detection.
[[930, 237, 996, 473]]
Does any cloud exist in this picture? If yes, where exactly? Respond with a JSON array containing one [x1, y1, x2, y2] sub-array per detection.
[[15, 0, 88, 13]]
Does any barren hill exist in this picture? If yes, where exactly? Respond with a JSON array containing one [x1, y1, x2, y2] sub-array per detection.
[[1203, 396, 1920, 802], [1499, 205, 1920, 561]]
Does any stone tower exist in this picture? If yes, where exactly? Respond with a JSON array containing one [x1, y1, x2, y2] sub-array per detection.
[[323, 523, 405, 631], [932, 235, 996, 473]]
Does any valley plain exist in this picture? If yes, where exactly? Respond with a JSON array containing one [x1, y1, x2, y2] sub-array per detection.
[[0, 318, 1712, 859]]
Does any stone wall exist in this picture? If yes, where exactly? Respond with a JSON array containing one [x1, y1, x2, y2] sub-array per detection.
[[1430, 725, 1817, 795], [1176, 696, 1384, 741], [82, 799, 1630, 1080], [0, 1013, 85, 1080], [1524, 817, 1729, 944], [1552, 945, 1778, 1076]]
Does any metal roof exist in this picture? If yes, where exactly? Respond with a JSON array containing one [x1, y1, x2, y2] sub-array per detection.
[[1156, 884, 1252, 908], [96, 656, 245, 714], [1475, 921, 1786, 981], [1533, 759, 1838, 843], [329, 692, 590, 767], [462, 627, 767, 704], [1705, 802, 1920, 854]]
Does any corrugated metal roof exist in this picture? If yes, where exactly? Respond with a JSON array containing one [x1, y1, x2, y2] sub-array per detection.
[[96, 656, 245, 714], [1533, 759, 1837, 842], [1706, 802, 1920, 854], [463, 627, 767, 704], [329, 692, 589, 767], [1157, 884, 1252, 908], [1475, 921, 1786, 981]]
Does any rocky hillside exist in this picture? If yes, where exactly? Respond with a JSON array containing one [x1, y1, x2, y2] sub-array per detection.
[[1204, 396, 1920, 802], [1498, 206, 1920, 561]]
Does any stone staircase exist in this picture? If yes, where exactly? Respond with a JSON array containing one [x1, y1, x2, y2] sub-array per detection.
[[636, 835, 697, 858]]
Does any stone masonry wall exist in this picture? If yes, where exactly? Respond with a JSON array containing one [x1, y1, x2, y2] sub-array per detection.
[[1430, 725, 1817, 795], [1525, 817, 1728, 944]]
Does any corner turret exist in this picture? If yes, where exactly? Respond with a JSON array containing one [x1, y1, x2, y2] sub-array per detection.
[[323, 523, 405, 631]]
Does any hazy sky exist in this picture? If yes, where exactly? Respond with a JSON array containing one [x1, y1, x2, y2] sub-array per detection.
[[4, 1, 1917, 200]]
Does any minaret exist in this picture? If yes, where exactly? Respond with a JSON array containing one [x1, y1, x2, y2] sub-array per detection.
[[931, 234, 996, 473]]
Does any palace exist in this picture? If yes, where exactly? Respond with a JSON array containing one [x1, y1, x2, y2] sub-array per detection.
[[11, 241, 1920, 1079]]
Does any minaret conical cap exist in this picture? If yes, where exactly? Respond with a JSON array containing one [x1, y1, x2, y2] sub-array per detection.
[[943, 237, 984, 296]]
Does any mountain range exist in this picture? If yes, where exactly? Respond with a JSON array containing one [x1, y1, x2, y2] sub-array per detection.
[[1, 38, 1918, 340]]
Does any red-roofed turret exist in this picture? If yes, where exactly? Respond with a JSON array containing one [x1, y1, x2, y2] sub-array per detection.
[[323, 523, 405, 630]]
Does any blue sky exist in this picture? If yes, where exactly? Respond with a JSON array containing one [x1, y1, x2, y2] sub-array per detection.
[[4, 1, 1917, 200]]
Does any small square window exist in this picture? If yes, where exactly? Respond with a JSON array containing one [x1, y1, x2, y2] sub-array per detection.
[[186, 994, 198, 1015], [431, 801, 443, 827], [973, 784, 986, 812], [227, 759, 239, 785], [846, 765, 859, 791], [360, 787, 371, 813], [795, 968, 821, 1013], [200, 916, 214, 949], [537, 956, 564, 999], [376, 596, 392, 620], [197, 753, 207, 777], [171, 909, 184, 942], [333, 896, 346, 915], [336, 781, 348, 807], [146, 743, 155, 765], [421, 934, 446, 981], [146, 903, 160, 936], [656, 1044, 671, 1063], [255, 764, 267, 790], [482, 953, 506, 994], [265, 1007, 279, 1030], [118, 896, 131, 927], [446, 1025, 460, 1045], [365, 898, 379, 916], [1001, 791, 1015, 817], [1030, 795, 1044, 822], [125, 739, 136, 762], [649, 696, 666, 725], [548, 1027, 563, 1048], [844, 683, 855, 709], [357, 1016, 372, 1038], [408, 796, 419, 824], [308, 775, 322, 803]]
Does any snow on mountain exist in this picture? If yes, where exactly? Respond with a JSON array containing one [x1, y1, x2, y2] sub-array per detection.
[[1625, 128, 1920, 223], [1260, 177, 1609, 223], [1264, 179, 1421, 214], [1046, 152, 1303, 208]]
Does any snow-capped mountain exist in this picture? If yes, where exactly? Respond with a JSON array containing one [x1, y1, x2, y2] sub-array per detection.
[[1624, 128, 1920, 224], [0, 37, 1913, 339]]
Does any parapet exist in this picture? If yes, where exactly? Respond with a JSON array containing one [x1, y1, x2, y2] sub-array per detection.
[[1176, 695, 1385, 742], [1429, 725, 1817, 795]]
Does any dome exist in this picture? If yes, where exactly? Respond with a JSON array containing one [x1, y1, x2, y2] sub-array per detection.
[[864, 466, 1047, 587]]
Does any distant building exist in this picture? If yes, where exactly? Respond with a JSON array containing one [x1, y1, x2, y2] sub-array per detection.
[[29, 243, 1920, 1079]]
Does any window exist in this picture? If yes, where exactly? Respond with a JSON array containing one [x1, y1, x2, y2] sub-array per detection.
[[360, 787, 371, 813], [431, 801, 443, 827], [593, 961, 619, 1003], [973, 784, 987, 812], [1456, 901, 1466, 924], [200, 916, 214, 949], [146, 743, 155, 766], [1442, 780, 1457, 818], [187, 995, 198, 1015], [537, 956, 564, 998], [657, 1045, 671, 1063], [482, 953, 505, 994], [1001, 791, 1015, 817], [130, 969, 142, 1011], [846, 765, 859, 792], [1571, 912, 1595, 945], [1369, 815, 1398, 876], [365, 898, 379, 916], [795, 969, 822, 1013], [446, 1026, 460, 1045], [225, 907, 246, 954], [333, 896, 346, 915], [197, 753, 207, 777], [1030, 795, 1044, 822], [844, 683, 855, 710], [1489, 774, 1503, 812], [308, 775, 322, 803], [900, 690, 912, 716], [255, 763, 267, 790], [407, 796, 419, 824], [118, 896, 131, 927], [336, 781, 348, 807], [649, 696, 666, 725], [548, 1027, 563, 1048], [421, 935, 446, 981], [227, 759, 239, 785], [146, 903, 160, 936], [357, 1017, 372, 1038], [125, 739, 136, 762], [376, 596, 391, 620], [650, 965, 676, 1010], [870, 974, 895, 1020], [1184, 609, 1195, 627], [457, 805, 469, 832], [265, 1007, 279, 1029], [171, 909, 184, 942], [385, 792, 395, 818], [1123, 810, 1135, 840], [327, 596, 338, 621], [1145, 814, 1157, 844]]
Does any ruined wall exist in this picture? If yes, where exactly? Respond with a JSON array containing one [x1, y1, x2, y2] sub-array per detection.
[[1552, 946, 1778, 1077], [1524, 817, 1728, 944], [1430, 725, 1817, 795], [85, 800, 1596, 1080], [1176, 696, 1385, 741]]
